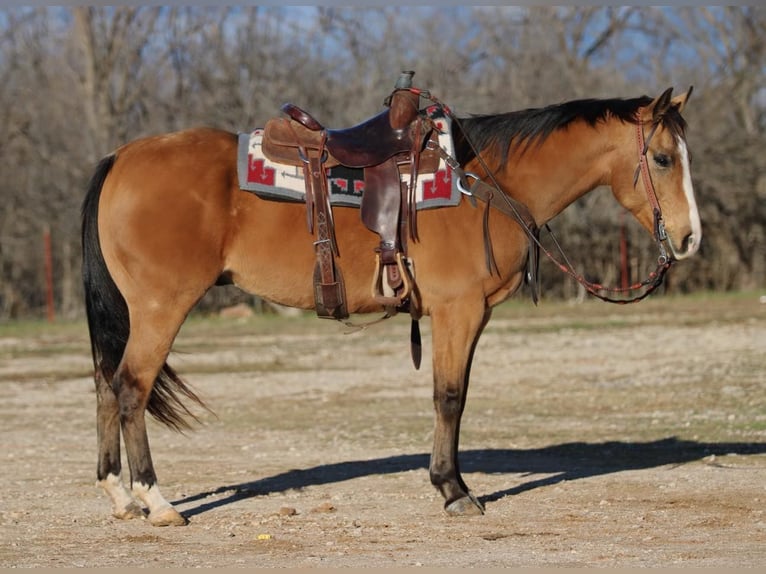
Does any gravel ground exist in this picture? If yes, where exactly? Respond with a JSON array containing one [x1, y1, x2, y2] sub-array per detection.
[[1, 293, 764, 567]]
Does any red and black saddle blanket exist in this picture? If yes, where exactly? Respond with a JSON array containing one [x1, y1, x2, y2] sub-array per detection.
[[236, 106, 461, 210]]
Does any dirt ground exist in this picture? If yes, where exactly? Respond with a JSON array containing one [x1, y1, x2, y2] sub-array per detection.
[[1, 292, 764, 567]]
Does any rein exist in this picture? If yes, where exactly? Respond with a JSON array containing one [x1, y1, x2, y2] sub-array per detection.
[[420, 92, 673, 304]]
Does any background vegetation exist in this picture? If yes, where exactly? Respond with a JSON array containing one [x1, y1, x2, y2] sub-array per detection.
[[1, 6, 763, 319]]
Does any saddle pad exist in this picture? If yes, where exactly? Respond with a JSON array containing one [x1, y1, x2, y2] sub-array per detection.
[[236, 106, 461, 210]]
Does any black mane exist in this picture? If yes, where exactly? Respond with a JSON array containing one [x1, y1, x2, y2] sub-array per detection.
[[453, 95, 687, 167]]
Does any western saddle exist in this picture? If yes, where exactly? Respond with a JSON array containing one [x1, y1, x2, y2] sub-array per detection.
[[262, 71, 440, 330]]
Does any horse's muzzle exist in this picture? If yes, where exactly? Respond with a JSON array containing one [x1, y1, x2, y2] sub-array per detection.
[[668, 231, 701, 261]]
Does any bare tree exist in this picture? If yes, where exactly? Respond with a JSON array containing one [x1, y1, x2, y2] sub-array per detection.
[[0, 6, 762, 319], [72, 6, 165, 160]]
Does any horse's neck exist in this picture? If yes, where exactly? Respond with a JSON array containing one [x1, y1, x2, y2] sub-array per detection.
[[505, 121, 623, 225]]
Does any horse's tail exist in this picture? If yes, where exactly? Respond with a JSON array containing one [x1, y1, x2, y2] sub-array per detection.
[[81, 154, 207, 432]]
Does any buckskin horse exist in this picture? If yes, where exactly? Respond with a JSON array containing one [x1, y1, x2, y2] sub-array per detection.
[[81, 82, 700, 526]]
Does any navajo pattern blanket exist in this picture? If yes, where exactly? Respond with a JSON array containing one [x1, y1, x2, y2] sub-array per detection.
[[236, 106, 461, 209]]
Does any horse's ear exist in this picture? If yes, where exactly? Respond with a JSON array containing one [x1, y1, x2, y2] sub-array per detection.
[[671, 86, 693, 114], [646, 87, 675, 122]]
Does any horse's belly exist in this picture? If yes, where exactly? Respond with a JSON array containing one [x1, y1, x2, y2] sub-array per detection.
[[225, 199, 382, 312]]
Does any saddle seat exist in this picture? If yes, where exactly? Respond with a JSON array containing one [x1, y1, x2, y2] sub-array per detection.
[[262, 103, 440, 173], [281, 103, 420, 168]]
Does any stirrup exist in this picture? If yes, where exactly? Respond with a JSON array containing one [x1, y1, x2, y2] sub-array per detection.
[[371, 251, 413, 309]]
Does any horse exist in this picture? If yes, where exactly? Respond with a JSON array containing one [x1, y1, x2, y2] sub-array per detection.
[[81, 86, 700, 526]]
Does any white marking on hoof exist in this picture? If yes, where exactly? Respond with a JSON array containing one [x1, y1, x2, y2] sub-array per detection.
[[114, 501, 145, 520], [133, 482, 187, 526], [98, 474, 144, 520]]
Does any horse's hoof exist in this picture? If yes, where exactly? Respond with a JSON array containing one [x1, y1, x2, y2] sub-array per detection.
[[445, 494, 485, 516], [113, 501, 145, 520], [148, 506, 188, 527]]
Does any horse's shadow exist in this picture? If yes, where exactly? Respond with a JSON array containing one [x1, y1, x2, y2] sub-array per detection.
[[173, 437, 766, 518]]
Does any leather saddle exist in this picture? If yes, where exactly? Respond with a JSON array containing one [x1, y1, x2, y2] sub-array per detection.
[[261, 76, 438, 329], [263, 104, 440, 174]]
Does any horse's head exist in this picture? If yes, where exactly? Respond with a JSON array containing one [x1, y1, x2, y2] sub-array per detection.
[[615, 87, 701, 262]]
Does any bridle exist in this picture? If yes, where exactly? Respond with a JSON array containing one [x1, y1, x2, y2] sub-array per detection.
[[633, 107, 671, 267], [420, 92, 674, 304]]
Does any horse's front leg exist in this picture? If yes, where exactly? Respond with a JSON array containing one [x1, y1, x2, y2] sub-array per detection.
[[429, 299, 492, 516]]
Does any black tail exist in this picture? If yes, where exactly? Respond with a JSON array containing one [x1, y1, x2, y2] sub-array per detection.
[[81, 154, 207, 431]]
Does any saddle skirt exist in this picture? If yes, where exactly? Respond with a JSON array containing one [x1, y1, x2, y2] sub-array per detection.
[[236, 106, 461, 210]]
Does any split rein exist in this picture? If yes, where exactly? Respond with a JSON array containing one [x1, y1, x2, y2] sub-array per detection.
[[418, 91, 673, 305]]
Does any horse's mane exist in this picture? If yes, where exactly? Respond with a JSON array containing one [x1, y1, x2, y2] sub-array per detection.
[[453, 95, 687, 167]]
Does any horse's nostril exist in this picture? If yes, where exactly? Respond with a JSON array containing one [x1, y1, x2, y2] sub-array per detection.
[[670, 232, 699, 260], [682, 233, 700, 254]]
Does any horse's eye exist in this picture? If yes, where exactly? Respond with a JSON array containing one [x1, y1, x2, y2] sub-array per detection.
[[653, 153, 672, 168]]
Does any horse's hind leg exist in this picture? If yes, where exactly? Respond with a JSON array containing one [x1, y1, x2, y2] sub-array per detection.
[[92, 296, 198, 527], [114, 310, 192, 527], [95, 369, 144, 520]]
